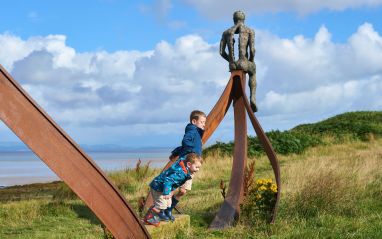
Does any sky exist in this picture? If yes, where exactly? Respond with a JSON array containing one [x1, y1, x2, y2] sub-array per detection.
[[1, 0, 382, 149]]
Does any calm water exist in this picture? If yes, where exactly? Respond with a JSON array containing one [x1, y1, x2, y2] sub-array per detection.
[[0, 151, 170, 187]]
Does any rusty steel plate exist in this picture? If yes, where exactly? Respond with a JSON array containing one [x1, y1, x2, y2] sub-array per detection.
[[0, 65, 150, 239]]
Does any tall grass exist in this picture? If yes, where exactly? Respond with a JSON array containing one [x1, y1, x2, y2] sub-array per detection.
[[194, 139, 382, 238], [0, 138, 381, 238]]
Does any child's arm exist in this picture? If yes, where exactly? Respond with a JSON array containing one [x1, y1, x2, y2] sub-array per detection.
[[181, 130, 197, 154], [169, 146, 182, 161]]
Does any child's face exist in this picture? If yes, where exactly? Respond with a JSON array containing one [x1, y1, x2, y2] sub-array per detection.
[[192, 116, 206, 130], [187, 161, 202, 174]]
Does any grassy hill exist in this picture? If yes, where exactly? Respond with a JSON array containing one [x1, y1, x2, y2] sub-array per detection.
[[0, 111, 381, 238], [292, 111, 382, 140], [204, 111, 382, 157]]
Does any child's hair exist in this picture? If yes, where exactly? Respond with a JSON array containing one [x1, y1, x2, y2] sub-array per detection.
[[184, 153, 203, 164], [190, 110, 206, 123]]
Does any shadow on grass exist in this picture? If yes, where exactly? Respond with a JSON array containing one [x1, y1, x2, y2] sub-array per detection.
[[188, 201, 223, 227], [71, 203, 102, 226]]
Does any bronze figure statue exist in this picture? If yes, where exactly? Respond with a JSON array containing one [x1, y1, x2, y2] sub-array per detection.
[[220, 10, 257, 112]]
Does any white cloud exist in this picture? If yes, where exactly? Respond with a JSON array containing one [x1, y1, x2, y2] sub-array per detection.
[[1, 22, 381, 145], [256, 23, 382, 96], [261, 77, 381, 115], [0, 33, 226, 128], [184, 0, 382, 17]]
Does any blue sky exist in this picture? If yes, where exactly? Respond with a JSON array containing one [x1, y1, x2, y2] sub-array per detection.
[[1, 0, 382, 148]]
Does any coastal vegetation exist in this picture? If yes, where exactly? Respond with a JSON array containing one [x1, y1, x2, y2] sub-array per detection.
[[0, 111, 381, 238]]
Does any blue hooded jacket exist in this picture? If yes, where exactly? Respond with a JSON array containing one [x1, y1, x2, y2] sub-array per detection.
[[149, 158, 192, 195], [171, 123, 204, 158]]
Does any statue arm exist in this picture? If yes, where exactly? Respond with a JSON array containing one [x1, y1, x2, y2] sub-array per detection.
[[249, 30, 255, 62], [220, 35, 229, 62]]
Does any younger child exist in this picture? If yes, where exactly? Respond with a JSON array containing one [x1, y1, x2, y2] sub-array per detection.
[[144, 153, 203, 226]]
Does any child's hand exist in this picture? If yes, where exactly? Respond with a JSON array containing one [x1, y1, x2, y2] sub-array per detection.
[[163, 194, 171, 200], [169, 154, 179, 162]]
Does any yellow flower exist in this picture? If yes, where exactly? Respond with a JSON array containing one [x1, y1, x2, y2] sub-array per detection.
[[270, 184, 278, 193], [259, 186, 267, 191], [256, 178, 273, 186], [256, 179, 263, 185]]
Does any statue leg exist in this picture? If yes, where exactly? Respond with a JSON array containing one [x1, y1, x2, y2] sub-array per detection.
[[248, 72, 257, 112]]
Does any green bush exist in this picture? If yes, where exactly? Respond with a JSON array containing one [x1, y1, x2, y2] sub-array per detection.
[[203, 141, 233, 157], [204, 130, 322, 157], [254, 130, 322, 155], [204, 111, 382, 157]]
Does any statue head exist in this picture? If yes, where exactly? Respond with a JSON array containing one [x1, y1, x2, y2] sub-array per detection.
[[233, 11, 245, 24]]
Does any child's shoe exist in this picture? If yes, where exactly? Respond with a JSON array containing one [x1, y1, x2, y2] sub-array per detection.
[[164, 207, 175, 221], [157, 210, 170, 221], [143, 209, 160, 227], [164, 196, 179, 221]]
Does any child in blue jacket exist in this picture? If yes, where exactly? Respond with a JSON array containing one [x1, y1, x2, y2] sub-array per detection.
[[144, 153, 203, 226], [170, 110, 206, 159], [168, 110, 206, 217]]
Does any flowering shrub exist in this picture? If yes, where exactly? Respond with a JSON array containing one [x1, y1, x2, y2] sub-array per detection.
[[241, 178, 277, 223]]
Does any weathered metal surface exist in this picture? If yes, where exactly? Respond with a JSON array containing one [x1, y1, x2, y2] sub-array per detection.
[[0, 65, 150, 239], [202, 78, 233, 144], [206, 70, 280, 228], [209, 71, 247, 229], [237, 78, 281, 223]]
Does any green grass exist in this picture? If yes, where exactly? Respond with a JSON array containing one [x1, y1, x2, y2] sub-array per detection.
[[0, 200, 103, 238], [204, 111, 382, 157], [1, 111, 382, 238]]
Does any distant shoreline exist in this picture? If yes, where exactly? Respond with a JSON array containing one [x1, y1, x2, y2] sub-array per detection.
[[0, 175, 60, 188], [0, 151, 170, 187]]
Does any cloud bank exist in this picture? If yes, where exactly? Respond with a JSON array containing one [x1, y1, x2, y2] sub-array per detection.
[[1, 23, 381, 144]]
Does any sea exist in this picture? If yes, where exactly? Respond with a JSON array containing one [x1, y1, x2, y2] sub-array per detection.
[[0, 150, 170, 187]]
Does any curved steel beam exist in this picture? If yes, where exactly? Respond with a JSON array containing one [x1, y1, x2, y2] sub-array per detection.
[[209, 71, 247, 229], [0, 65, 150, 239], [202, 77, 233, 144], [237, 77, 281, 223]]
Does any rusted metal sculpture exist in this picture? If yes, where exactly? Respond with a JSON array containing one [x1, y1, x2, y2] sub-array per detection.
[[0, 65, 150, 239], [208, 12, 280, 226], [205, 70, 281, 229], [220, 10, 257, 112], [144, 11, 280, 229]]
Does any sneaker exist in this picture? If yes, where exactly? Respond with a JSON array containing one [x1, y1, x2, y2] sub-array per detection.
[[143, 210, 160, 227], [157, 210, 170, 221], [164, 207, 175, 221]]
